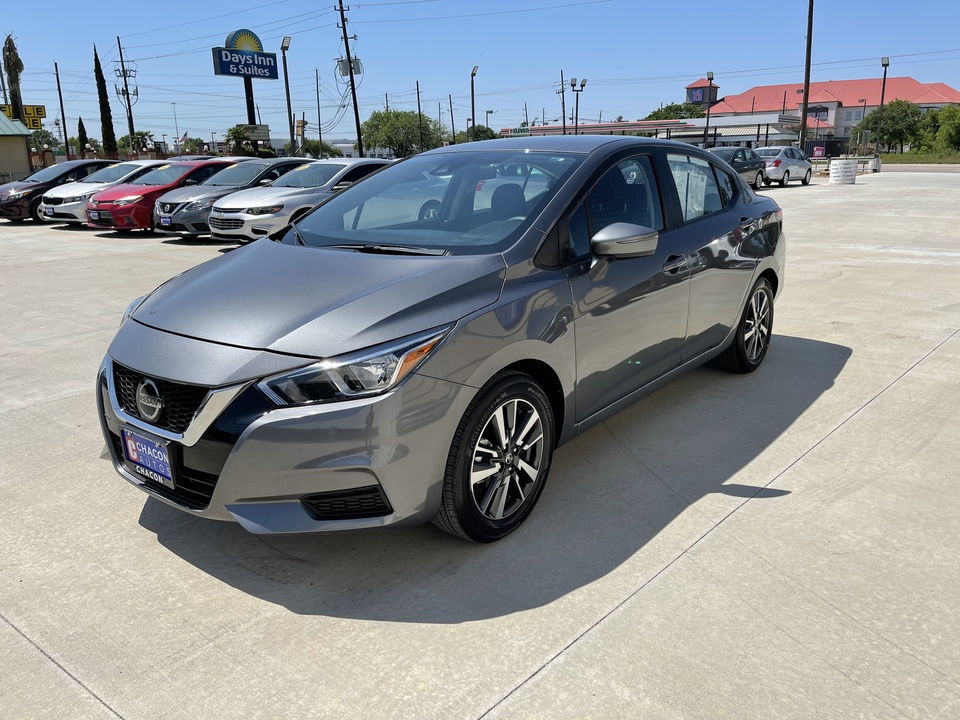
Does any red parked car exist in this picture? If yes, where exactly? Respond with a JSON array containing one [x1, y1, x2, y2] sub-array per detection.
[[86, 160, 236, 231]]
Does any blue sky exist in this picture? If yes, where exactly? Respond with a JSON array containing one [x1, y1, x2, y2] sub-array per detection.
[[4, 0, 960, 146]]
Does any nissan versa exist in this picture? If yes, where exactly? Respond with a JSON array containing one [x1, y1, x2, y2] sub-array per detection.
[[98, 136, 784, 543]]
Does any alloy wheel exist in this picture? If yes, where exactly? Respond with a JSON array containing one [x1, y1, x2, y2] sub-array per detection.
[[744, 286, 771, 362], [470, 398, 544, 520]]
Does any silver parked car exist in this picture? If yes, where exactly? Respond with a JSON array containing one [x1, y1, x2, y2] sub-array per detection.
[[153, 157, 305, 237], [755, 146, 812, 186], [39, 160, 169, 224], [208, 158, 389, 243], [97, 136, 785, 542]]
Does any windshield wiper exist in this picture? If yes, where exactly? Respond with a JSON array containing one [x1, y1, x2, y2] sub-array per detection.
[[326, 243, 448, 256]]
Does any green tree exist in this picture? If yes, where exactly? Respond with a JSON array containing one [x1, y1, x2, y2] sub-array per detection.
[[643, 103, 705, 121], [454, 124, 498, 144], [30, 129, 59, 150], [77, 117, 89, 152], [94, 45, 117, 154], [225, 125, 252, 154], [851, 100, 922, 153], [179, 137, 207, 154], [359, 109, 446, 158], [286, 139, 343, 158], [935, 105, 960, 151], [118, 131, 155, 153]]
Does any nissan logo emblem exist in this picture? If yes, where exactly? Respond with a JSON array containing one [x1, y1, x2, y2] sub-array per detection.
[[136, 379, 163, 422]]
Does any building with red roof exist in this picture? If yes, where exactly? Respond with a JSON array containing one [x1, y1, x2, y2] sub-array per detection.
[[707, 77, 960, 141]]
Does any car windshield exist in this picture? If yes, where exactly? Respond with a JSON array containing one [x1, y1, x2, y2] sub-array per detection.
[[709, 148, 737, 161], [24, 164, 76, 183], [83, 163, 139, 184], [272, 163, 344, 188], [755, 148, 783, 157], [130, 164, 193, 185], [293, 149, 584, 256], [202, 162, 267, 186]]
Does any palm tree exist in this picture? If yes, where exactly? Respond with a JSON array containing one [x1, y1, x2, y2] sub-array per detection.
[[225, 126, 251, 154]]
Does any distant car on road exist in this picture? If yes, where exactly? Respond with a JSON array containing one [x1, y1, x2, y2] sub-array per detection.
[[39, 160, 168, 224], [755, 146, 812, 186], [0, 159, 115, 222], [86, 159, 240, 232], [154, 157, 310, 238], [708, 147, 767, 190], [209, 158, 389, 243]]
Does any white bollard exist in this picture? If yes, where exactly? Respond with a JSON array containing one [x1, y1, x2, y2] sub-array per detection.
[[829, 159, 857, 185]]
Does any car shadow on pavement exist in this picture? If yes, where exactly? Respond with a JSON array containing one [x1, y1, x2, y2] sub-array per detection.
[[138, 335, 851, 623]]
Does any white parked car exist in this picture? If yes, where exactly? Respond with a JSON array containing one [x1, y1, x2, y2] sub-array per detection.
[[755, 146, 812, 187], [209, 158, 389, 243], [39, 160, 169, 223]]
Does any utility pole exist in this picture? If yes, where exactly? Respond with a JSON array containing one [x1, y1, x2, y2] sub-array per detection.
[[316, 69, 324, 157], [54, 62, 68, 157], [524, 102, 529, 126], [558, 70, 567, 135], [798, 0, 815, 150], [385, 93, 389, 111], [116, 36, 136, 148], [337, 0, 364, 157], [438, 101, 442, 136], [0, 53, 8, 105], [448, 94, 456, 144], [416, 80, 424, 151]]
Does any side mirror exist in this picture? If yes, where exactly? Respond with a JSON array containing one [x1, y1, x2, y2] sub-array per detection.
[[332, 181, 352, 191], [182, 178, 199, 186], [590, 222, 658, 259], [259, 178, 273, 186]]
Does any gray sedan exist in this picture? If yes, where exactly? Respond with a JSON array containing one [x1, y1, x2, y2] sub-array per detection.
[[97, 136, 785, 542], [756, 146, 813, 186]]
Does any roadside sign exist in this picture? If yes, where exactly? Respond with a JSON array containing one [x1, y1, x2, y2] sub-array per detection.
[[501, 127, 530, 136], [238, 124, 271, 142], [1, 104, 46, 129], [813, 146, 825, 158], [211, 30, 278, 80]]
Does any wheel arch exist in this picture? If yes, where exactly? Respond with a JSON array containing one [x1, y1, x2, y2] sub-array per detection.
[[500, 359, 566, 448]]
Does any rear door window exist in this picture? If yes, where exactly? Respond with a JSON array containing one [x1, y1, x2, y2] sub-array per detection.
[[666, 154, 723, 222]]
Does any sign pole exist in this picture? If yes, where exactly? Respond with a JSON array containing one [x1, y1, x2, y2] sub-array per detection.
[[243, 77, 258, 154]]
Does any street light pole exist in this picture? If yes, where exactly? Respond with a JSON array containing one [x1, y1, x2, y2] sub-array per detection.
[[470, 66, 479, 141], [703, 72, 713, 148], [171, 102, 180, 155], [571, 78, 586, 135], [858, 98, 866, 155], [485, 109, 495, 133], [281, 37, 295, 157], [875, 57, 889, 156], [798, 0, 815, 150]]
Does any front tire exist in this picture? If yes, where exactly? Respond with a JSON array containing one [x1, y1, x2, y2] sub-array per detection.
[[418, 200, 441, 221], [29, 199, 43, 223], [434, 372, 555, 542], [779, 170, 790, 187], [753, 171, 764, 190], [717, 277, 774, 374]]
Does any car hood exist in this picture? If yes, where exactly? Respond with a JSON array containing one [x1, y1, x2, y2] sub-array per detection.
[[131, 239, 505, 358], [214, 185, 326, 209], [0, 181, 44, 196], [158, 185, 242, 205], [43, 181, 111, 199], [93, 182, 174, 201]]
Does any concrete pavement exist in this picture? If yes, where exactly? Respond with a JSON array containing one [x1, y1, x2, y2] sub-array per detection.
[[1, 171, 959, 719]]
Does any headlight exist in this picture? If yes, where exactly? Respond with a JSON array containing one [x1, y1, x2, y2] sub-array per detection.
[[257, 327, 450, 406], [1, 190, 29, 202], [121, 295, 146, 325], [64, 193, 93, 203], [114, 195, 143, 206], [244, 205, 283, 215], [184, 198, 213, 212]]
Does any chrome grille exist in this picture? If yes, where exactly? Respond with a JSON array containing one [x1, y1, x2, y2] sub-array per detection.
[[210, 217, 244, 230], [159, 202, 178, 214], [42, 196, 64, 205], [112, 362, 209, 434]]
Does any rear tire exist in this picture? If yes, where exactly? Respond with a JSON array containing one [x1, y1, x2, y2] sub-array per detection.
[[779, 170, 790, 187], [753, 171, 764, 190], [433, 372, 555, 542], [717, 277, 774, 374]]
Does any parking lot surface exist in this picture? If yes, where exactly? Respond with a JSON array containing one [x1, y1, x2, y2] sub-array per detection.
[[2, 171, 959, 719]]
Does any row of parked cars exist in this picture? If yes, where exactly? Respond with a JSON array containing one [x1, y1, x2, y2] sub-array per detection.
[[708, 146, 814, 189], [0, 156, 390, 242]]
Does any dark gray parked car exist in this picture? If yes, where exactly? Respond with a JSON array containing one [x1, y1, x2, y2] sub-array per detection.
[[97, 136, 785, 542]]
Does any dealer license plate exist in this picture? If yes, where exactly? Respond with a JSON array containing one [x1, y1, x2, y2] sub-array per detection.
[[121, 428, 174, 489], [44, 206, 54, 216], [160, 216, 171, 226], [89, 211, 99, 220]]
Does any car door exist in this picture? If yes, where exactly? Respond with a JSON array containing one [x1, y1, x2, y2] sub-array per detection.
[[663, 153, 762, 360], [743, 148, 765, 179], [566, 152, 690, 421], [729, 148, 751, 183]]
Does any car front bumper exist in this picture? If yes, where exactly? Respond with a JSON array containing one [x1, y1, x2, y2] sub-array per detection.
[[96, 341, 472, 534], [155, 207, 212, 236], [40, 199, 89, 223], [208, 211, 292, 243], [87, 202, 152, 230], [0, 197, 31, 220]]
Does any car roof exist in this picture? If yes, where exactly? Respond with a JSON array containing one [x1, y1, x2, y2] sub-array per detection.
[[422, 134, 711, 156]]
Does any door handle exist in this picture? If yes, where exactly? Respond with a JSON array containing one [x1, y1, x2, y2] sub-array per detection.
[[662, 255, 687, 275]]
